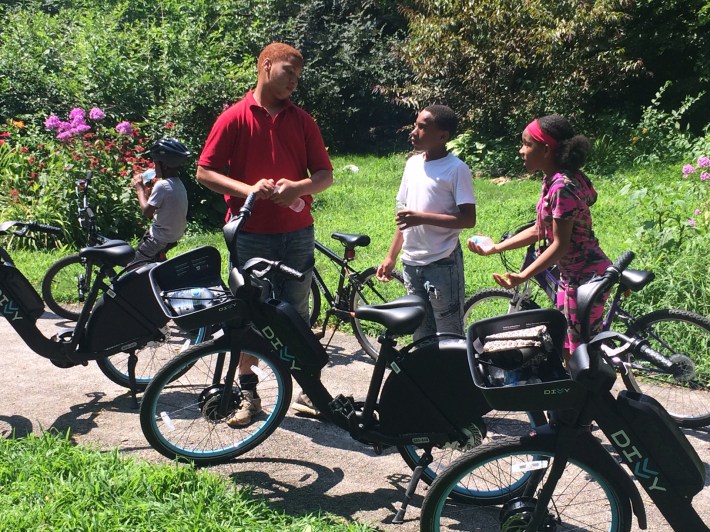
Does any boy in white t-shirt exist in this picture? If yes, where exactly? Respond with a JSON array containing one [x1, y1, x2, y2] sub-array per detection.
[[377, 105, 476, 339], [131, 137, 191, 263]]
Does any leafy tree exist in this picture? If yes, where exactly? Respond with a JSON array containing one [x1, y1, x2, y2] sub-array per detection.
[[260, 0, 413, 152], [397, 0, 644, 140]]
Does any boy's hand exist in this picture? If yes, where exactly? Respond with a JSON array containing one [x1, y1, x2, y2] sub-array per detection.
[[132, 174, 145, 190], [249, 178, 276, 199], [376, 259, 396, 282], [395, 209, 421, 230]]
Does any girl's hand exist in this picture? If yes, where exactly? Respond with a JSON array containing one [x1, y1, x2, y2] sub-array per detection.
[[492, 272, 525, 289], [467, 239, 497, 256]]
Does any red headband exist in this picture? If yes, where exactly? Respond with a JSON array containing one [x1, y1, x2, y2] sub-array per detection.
[[525, 119, 558, 150]]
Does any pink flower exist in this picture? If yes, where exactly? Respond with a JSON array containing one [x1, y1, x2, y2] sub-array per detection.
[[695, 209, 702, 215], [698, 156, 710, 168], [89, 107, 106, 121], [44, 114, 62, 130], [701, 172, 710, 181], [688, 218, 697, 227], [682, 164, 695, 177], [115, 121, 133, 135]]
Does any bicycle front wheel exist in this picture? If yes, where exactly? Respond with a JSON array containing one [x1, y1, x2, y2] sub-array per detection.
[[42, 253, 99, 321], [626, 308, 710, 427], [463, 287, 542, 332], [420, 437, 632, 532], [397, 410, 546, 503], [95, 322, 207, 391], [140, 337, 292, 465], [350, 267, 408, 360]]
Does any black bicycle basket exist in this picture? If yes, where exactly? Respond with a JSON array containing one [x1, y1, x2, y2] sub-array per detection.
[[149, 246, 238, 330], [467, 309, 585, 410]]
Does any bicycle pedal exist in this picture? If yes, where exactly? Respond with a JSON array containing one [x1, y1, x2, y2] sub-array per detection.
[[330, 394, 356, 418]]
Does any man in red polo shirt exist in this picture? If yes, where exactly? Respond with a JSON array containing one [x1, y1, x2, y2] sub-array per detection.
[[197, 42, 333, 426]]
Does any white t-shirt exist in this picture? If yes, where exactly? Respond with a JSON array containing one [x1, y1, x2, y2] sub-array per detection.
[[148, 177, 188, 243], [396, 153, 476, 266]]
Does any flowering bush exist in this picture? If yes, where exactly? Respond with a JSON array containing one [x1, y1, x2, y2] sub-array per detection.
[[0, 108, 157, 248], [620, 155, 709, 257]]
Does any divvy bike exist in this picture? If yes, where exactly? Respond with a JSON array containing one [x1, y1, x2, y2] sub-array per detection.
[[139, 194, 540, 522], [420, 251, 708, 531], [464, 220, 710, 427], [0, 221, 205, 402]]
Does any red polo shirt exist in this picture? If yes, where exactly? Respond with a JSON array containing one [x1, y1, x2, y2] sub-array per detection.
[[198, 91, 333, 233]]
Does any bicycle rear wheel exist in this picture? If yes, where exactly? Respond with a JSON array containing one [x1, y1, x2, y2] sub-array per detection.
[[350, 268, 408, 360], [41, 253, 98, 321], [463, 288, 542, 332], [139, 337, 292, 465], [420, 437, 632, 532], [397, 410, 546, 502], [96, 322, 207, 391], [625, 308, 710, 427]]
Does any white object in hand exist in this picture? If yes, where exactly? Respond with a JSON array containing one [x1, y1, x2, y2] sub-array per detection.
[[278, 185, 305, 212], [469, 235, 494, 251], [142, 168, 156, 184]]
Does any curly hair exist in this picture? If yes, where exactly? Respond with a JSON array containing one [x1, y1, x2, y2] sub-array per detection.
[[423, 104, 458, 138], [537, 114, 591, 172], [257, 43, 304, 74]]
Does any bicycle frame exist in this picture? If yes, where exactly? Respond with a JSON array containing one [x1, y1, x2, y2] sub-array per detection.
[[1, 226, 169, 369], [312, 239, 356, 321]]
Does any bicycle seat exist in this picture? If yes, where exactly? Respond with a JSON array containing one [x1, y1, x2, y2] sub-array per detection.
[[331, 232, 370, 249], [619, 269, 655, 292], [80, 241, 136, 267], [353, 295, 425, 336]]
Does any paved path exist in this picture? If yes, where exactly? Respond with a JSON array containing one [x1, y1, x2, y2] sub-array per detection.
[[2, 313, 709, 531]]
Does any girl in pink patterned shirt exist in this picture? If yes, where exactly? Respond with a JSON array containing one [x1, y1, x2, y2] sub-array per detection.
[[468, 114, 611, 359]]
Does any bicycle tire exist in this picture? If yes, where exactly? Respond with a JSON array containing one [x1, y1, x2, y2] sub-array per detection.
[[625, 308, 710, 428], [350, 267, 408, 360], [308, 276, 321, 327], [397, 410, 547, 503], [95, 322, 207, 391], [140, 336, 292, 465], [41, 253, 99, 321], [463, 287, 542, 332], [420, 437, 632, 532]]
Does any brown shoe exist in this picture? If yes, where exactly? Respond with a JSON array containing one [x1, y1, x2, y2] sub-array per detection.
[[226, 390, 262, 427], [291, 391, 321, 417]]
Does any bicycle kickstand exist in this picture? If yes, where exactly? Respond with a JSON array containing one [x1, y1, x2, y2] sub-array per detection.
[[392, 449, 433, 524], [127, 352, 139, 409]]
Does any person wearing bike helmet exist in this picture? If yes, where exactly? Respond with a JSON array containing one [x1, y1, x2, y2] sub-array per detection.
[[131, 137, 191, 264]]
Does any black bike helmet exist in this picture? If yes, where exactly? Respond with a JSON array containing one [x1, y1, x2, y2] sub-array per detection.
[[149, 137, 192, 167]]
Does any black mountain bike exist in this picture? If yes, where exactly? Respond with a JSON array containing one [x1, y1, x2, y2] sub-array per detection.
[[139, 194, 545, 522], [1, 221, 205, 401], [309, 233, 407, 360], [420, 251, 708, 531], [464, 221, 710, 427], [41, 172, 132, 320]]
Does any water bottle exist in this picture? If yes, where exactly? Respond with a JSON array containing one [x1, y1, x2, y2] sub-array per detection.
[[468, 234, 494, 252], [142, 168, 156, 184], [277, 185, 305, 212], [167, 287, 214, 316]]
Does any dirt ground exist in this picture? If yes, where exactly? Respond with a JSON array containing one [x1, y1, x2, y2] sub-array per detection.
[[2, 312, 709, 531]]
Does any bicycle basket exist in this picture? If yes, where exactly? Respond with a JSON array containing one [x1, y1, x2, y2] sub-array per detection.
[[467, 309, 585, 410], [149, 246, 238, 330]]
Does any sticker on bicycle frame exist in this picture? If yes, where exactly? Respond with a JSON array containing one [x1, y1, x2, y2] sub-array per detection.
[[512, 459, 549, 473]]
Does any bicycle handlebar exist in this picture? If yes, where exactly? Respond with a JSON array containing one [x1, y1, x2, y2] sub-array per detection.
[[0, 220, 62, 237]]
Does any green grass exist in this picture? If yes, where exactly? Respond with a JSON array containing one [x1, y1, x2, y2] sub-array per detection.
[[0, 432, 373, 531]]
